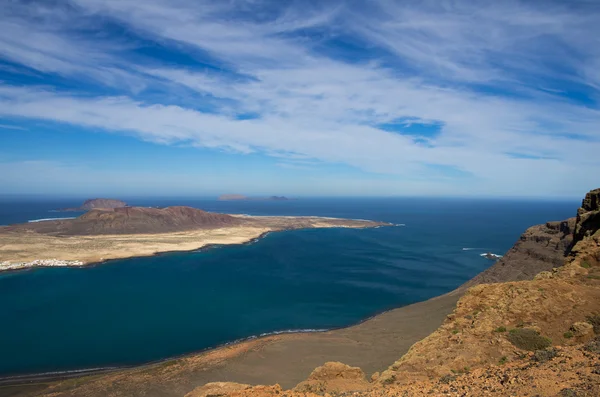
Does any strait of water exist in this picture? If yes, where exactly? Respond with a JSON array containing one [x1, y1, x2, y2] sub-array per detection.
[[0, 197, 578, 377]]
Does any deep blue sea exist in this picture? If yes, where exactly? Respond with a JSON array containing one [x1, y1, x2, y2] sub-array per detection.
[[0, 197, 578, 377]]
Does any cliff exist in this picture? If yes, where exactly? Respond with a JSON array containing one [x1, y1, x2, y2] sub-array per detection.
[[183, 188, 600, 397], [461, 217, 575, 288]]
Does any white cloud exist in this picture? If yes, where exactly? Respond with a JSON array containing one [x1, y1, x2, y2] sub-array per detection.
[[0, 0, 599, 196]]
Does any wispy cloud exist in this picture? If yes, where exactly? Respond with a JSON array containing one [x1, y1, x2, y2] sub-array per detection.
[[0, 123, 27, 131], [0, 0, 599, 196]]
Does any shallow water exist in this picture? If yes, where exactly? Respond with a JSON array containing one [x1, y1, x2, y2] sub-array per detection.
[[0, 197, 577, 376]]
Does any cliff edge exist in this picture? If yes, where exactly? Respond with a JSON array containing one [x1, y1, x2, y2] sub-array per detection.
[[184, 188, 600, 397]]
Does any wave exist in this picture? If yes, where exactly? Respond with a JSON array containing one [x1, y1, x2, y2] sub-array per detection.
[[0, 366, 118, 381], [28, 217, 76, 223], [257, 328, 328, 337], [462, 247, 488, 251], [480, 252, 503, 259]]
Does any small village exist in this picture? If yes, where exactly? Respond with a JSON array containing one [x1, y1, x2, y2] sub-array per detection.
[[0, 259, 85, 272]]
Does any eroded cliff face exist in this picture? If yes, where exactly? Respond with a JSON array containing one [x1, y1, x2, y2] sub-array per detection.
[[571, 188, 600, 259], [461, 217, 575, 288]]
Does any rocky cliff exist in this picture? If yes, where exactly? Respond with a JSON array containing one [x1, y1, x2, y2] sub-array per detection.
[[461, 217, 575, 288], [463, 189, 600, 289], [571, 188, 600, 256], [182, 188, 600, 397]]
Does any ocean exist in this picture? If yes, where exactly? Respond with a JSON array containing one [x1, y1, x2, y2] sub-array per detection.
[[0, 197, 578, 377]]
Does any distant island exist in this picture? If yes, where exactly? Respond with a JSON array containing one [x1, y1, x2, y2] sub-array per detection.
[[58, 198, 127, 212], [218, 194, 292, 201], [0, 204, 389, 271]]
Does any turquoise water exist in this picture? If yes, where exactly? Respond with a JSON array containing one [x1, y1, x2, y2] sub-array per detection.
[[0, 198, 578, 377]]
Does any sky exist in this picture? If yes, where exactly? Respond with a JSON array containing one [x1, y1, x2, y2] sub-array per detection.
[[0, 0, 599, 198]]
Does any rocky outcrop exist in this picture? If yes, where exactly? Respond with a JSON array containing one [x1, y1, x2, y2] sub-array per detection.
[[461, 218, 575, 288], [571, 188, 600, 253], [462, 189, 600, 289], [184, 382, 251, 397], [293, 362, 369, 394]]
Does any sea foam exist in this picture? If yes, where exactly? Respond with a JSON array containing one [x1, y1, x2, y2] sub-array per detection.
[[28, 217, 76, 223]]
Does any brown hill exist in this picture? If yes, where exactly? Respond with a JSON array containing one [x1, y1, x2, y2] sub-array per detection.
[[60, 198, 128, 211], [80, 198, 128, 210], [9, 206, 240, 235]]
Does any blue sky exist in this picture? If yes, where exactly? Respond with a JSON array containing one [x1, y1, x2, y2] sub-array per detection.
[[0, 0, 599, 198]]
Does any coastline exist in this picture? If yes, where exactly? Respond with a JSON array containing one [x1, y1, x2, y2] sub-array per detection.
[[0, 214, 413, 393], [0, 215, 389, 273], [0, 290, 462, 392], [0, 230, 275, 274]]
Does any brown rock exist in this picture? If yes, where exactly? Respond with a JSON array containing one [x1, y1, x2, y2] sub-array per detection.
[[294, 362, 369, 393], [571, 188, 600, 252], [305, 362, 365, 381], [184, 382, 250, 397], [534, 271, 554, 280], [570, 322, 594, 337]]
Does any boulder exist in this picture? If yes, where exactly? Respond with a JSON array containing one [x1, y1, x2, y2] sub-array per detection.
[[184, 382, 250, 397]]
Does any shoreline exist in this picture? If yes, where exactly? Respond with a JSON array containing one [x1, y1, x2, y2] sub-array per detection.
[[0, 221, 380, 274], [0, 231, 275, 274], [0, 216, 390, 273], [0, 290, 461, 388], [0, 215, 400, 389]]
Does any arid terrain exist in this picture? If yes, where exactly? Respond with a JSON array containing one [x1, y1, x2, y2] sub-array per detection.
[[1, 189, 599, 397], [0, 207, 387, 269]]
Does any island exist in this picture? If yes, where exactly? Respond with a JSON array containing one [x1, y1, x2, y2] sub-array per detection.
[[218, 194, 292, 201], [0, 206, 389, 271], [58, 198, 128, 212]]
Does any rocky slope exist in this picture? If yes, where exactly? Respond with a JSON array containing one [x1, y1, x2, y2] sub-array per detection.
[[181, 188, 600, 397], [461, 217, 575, 288]]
